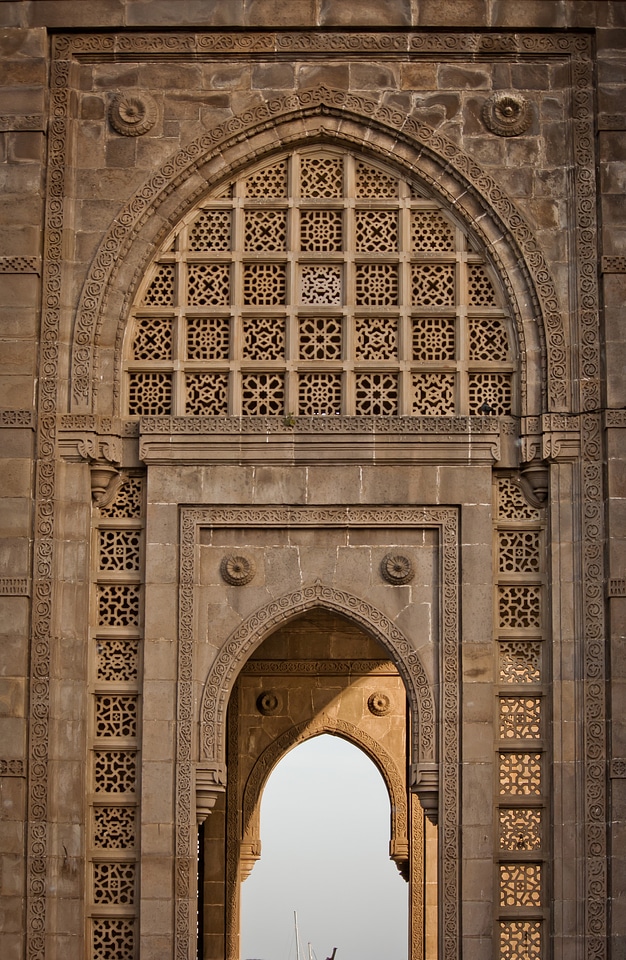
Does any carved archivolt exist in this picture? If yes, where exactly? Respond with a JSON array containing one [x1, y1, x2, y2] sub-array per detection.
[[200, 581, 436, 772], [70, 85, 564, 414]]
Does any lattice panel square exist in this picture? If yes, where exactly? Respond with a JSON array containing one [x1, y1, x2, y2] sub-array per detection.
[[411, 264, 455, 306], [499, 697, 542, 740], [188, 209, 231, 252], [355, 161, 398, 198], [97, 585, 140, 628], [301, 265, 342, 305], [243, 316, 285, 360], [142, 264, 175, 306], [99, 477, 143, 520], [468, 264, 497, 305], [496, 479, 541, 521], [300, 155, 343, 198], [498, 586, 541, 629], [498, 530, 541, 574], [185, 373, 229, 415], [241, 373, 284, 415], [93, 861, 136, 904], [469, 373, 512, 415], [498, 808, 542, 851], [355, 263, 398, 306], [187, 263, 230, 306], [412, 316, 455, 360], [96, 640, 139, 683], [411, 373, 455, 415], [132, 316, 172, 361], [300, 210, 343, 252], [92, 918, 135, 960], [298, 374, 342, 415], [94, 806, 136, 849], [186, 316, 229, 360], [469, 315, 509, 361], [355, 373, 398, 415], [243, 264, 286, 305], [245, 159, 288, 198], [244, 209, 287, 252], [499, 921, 542, 960], [499, 753, 542, 796], [128, 373, 171, 416], [94, 751, 137, 793], [99, 530, 141, 572], [96, 695, 138, 739], [355, 316, 397, 360], [355, 210, 398, 253], [299, 316, 342, 360], [498, 641, 541, 684], [499, 863, 542, 908], [411, 211, 455, 252]]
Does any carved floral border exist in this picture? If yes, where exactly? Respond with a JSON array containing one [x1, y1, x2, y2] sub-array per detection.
[[179, 505, 459, 960]]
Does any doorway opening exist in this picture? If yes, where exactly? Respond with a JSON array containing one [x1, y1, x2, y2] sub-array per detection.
[[240, 734, 409, 960]]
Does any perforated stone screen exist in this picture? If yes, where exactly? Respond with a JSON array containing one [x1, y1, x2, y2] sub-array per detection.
[[125, 148, 516, 418]]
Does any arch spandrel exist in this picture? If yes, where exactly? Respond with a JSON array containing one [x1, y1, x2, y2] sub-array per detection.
[[70, 85, 565, 418], [198, 583, 436, 784]]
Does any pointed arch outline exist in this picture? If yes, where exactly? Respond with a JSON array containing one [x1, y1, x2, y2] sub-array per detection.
[[70, 85, 567, 415], [200, 581, 435, 779], [240, 717, 409, 864]]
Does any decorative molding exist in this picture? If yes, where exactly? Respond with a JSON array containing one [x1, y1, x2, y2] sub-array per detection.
[[0, 409, 35, 428], [597, 115, 626, 132], [138, 414, 509, 435], [0, 759, 26, 777], [482, 93, 532, 137], [68, 84, 566, 413], [601, 256, 626, 274], [0, 257, 40, 275], [181, 504, 458, 960], [108, 91, 157, 137], [242, 658, 395, 676], [0, 115, 45, 132], [607, 579, 626, 598], [0, 578, 30, 596]]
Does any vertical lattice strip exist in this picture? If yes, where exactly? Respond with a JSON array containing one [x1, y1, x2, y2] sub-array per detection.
[[495, 478, 547, 956], [90, 476, 144, 959]]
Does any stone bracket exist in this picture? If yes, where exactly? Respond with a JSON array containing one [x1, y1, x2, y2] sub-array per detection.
[[196, 764, 226, 825], [410, 762, 439, 823]]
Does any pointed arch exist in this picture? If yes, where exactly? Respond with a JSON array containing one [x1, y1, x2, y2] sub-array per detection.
[[240, 719, 409, 867], [70, 85, 566, 416], [199, 582, 435, 781]]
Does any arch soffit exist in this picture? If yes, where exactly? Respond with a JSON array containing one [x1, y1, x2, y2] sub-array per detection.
[[240, 718, 408, 854], [200, 583, 436, 777], [71, 85, 566, 415]]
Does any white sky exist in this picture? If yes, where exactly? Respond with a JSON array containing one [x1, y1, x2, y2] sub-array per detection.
[[240, 734, 408, 960]]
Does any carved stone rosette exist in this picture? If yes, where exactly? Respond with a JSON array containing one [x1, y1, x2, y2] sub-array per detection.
[[256, 691, 283, 716], [482, 92, 532, 137], [109, 91, 157, 136], [381, 554, 414, 585], [220, 554, 256, 586], [368, 692, 391, 717]]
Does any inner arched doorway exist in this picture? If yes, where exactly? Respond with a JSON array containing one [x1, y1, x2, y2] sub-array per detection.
[[199, 609, 433, 960], [239, 733, 409, 960]]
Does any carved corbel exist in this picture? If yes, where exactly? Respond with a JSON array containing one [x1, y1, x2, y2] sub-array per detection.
[[77, 435, 123, 505], [196, 765, 226, 824], [410, 762, 439, 824], [239, 840, 262, 882], [519, 458, 549, 506]]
